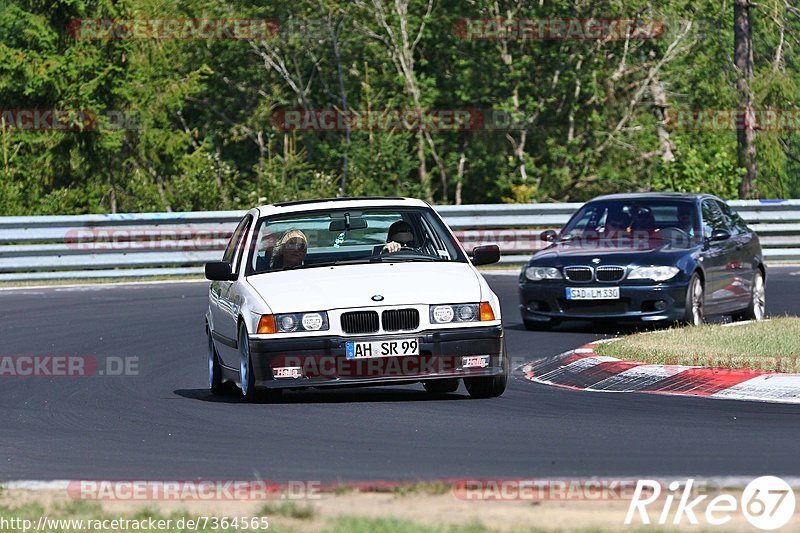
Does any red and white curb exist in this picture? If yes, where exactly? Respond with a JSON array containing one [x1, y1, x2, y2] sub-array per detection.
[[521, 341, 800, 404]]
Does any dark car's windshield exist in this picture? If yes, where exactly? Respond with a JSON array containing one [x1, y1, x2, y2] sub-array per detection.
[[561, 200, 702, 245], [246, 207, 467, 275]]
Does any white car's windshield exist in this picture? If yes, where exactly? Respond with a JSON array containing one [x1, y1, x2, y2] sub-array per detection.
[[246, 207, 467, 275]]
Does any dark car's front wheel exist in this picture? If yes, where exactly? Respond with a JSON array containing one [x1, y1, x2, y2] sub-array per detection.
[[733, 269, 766, 322], [464, 348, 508, 398], [683, 273, 705, 326]]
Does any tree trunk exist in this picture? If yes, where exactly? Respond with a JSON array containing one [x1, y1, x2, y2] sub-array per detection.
[[650, 77, 676, 163], [734, 0, 757, 199], [109, 158, 118, 213]]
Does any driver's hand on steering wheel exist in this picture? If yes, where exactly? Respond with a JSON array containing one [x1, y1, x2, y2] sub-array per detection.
[[381, 241, 403, 253]]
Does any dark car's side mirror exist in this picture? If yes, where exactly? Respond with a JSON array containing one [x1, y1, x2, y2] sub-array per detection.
[[710, 229, 732, 242], [205, 261, 235, 281], [471, 245, 500, 266], [540, 229, 558, 243]]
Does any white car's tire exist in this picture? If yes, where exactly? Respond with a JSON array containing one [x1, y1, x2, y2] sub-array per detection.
[[207, 328, 225, 395], [464, 348, 508, 399], [423, 378, 459, 394]]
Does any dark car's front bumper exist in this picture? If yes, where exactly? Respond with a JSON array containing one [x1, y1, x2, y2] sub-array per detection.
[[519, 280, 690, 323], [247, 325, 505, 389]]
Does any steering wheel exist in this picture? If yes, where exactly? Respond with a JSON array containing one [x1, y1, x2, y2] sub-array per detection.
[[661, 227, 689, 239]]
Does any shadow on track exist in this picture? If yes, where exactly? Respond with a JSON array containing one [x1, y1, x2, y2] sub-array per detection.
[[173, 386, 471, 404]]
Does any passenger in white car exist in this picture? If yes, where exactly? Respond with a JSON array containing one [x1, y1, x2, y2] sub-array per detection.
[[271, 229, 308, 269]]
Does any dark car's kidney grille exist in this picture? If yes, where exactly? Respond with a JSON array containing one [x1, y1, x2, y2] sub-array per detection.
[[595, 266, 625, 282], [563, 266, 593, 282], [341, 311, 379, 334], [382, 309, 419, 331]]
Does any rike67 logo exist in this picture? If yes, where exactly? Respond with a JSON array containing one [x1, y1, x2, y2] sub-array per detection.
[[625, 477, 796, 530]]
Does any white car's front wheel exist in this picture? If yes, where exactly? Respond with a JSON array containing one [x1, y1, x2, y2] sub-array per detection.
[[238, 324, 258, 401], [207, 328, 225, 395], [464, 348, 508, 399]]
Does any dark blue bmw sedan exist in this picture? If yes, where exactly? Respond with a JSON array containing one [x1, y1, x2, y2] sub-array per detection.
[[518, 193, 766, 329]]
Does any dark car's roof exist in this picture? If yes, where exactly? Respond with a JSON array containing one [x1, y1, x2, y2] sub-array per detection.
[[589, 192, 713, 202]]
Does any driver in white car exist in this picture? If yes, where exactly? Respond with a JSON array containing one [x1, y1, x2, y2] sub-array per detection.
[[381, 221, 417, 253]]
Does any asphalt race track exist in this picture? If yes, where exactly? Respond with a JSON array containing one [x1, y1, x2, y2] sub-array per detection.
[[2, 268, 800, 482]]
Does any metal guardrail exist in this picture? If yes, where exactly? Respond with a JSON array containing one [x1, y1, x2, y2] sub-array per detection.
[[1, 200, 799, 281]]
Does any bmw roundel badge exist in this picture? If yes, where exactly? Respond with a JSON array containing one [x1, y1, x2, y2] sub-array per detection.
[[371, 295, 384, 301]]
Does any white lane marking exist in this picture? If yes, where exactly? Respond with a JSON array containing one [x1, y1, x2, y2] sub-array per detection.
[[0, 278, 208, 292], [6, 477, 800, 491], [480, 270, 522, 276], [711, 374, 800, 403]]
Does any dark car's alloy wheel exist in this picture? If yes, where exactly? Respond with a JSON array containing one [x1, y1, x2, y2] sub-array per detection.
[[734, 270, 766, 321], [207, 329, 225, 395], [685, 274, 705, 326]]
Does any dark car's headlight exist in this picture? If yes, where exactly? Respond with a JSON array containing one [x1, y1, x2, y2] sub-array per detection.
[[258, 312, 330, 333], [525, 266, 563, 281], [627, 266, 680, 282]]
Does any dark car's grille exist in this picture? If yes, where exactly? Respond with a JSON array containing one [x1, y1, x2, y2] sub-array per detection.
[[595, 266, 625, 282], [341, 311, 379, 334], [563, 266, 593, 282], [382, 309, 419, 331]]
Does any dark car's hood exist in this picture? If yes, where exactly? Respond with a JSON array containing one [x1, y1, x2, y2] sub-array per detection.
[[531, 239, 698, 266]]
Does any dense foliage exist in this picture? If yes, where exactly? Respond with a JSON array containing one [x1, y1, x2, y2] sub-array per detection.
[[1, 0, 799, 214]]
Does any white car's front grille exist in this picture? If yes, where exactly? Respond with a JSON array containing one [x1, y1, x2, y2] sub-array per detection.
[[340, 310, 380, 334], [381, 308, 419, 331], [340, 308, 420, 334]]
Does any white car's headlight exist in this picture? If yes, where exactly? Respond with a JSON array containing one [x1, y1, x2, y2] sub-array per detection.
[[525, 266, 563, 281], [627, 266, 680, 282], [270, 312, 329, 333], [430, 303, 494, 323]]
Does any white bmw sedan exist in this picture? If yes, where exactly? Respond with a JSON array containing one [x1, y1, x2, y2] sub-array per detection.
[[204, 197, 506, 401]]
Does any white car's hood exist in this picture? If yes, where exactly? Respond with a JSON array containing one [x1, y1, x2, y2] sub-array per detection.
[[246, 262, 482, 313]]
